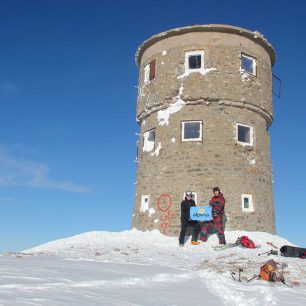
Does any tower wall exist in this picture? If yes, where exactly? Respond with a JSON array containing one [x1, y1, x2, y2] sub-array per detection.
[[133, 25, 276, 236]]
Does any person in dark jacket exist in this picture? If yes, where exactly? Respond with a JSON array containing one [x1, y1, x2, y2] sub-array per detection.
[[179, 191, 201, 246], [200, 187, 226, 245]]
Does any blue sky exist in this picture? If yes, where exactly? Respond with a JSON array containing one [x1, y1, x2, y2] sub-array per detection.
[[0, 0, 305, 252]]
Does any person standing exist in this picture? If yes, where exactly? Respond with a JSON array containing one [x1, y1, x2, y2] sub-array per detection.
[[200, 187, 226, 245], [179, 191, 201, 246]]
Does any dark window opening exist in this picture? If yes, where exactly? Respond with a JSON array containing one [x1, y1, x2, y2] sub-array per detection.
[[243, 197, 249, 209], [136, 141, 139, 159], [241, 54, 256, 75], [183, 122, 201, 140], [148, 129, 156, 142], [238, 125, 251, 144], [188, 55, 201, 69], [149, 60, 156, 80]]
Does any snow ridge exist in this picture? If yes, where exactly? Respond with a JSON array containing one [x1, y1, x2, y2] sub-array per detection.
[[0, 229, 305, 305]]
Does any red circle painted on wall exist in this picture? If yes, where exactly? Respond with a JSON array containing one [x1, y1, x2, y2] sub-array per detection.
[[157, 194, 172, 212]]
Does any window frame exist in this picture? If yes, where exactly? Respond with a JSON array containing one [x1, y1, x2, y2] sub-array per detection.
[[136, 140, 139, 160], [236, 123, 254, 146], [149, 59, 156, 81], [140, 195, 150, 212], [185, 50, 205, 74], [143, 128, 156, 152], [181, 120, 203, 142], [144, 60, 156, 84], [183, 192, 198, 205], [240, 53, 257, 76], [241, 194, 254, 212]]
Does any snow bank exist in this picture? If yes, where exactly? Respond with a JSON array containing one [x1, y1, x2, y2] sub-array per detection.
[[0, 229, 305, 305], [25, 229, 292, 254]]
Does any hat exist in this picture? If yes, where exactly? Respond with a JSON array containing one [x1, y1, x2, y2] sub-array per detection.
[[186, 191, 193, 197]]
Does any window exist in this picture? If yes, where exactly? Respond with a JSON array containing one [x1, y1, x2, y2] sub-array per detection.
[[181, 121, 202, 142], [144, 60, 156, 83], [241, 53, 256, 76], [185, 51, 204, 73], [241, 194, 254, 212], [140, 195, 150, 212], [143, 128, 156, 152], [183, 192, 197, 204], [136, 140, 139, 159], [236, 123, 253, 146], [189, 55, 201, 69]]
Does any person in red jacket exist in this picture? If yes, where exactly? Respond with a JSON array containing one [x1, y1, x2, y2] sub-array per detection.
[[200, 187, 226, 245]]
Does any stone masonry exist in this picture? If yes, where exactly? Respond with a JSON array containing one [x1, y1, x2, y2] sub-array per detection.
[[133, 25, 276, 236]]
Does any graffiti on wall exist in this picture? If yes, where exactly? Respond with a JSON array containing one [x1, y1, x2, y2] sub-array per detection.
[[157, 194, 172, 212], [157, 194, 176, 233]]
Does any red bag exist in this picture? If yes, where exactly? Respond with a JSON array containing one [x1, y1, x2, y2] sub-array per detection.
[[299, 251, 306, 259], [238, 236, 256, 248]]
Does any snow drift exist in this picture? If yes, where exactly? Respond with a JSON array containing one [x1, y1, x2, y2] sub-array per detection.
[[0, 229, 305, 305]]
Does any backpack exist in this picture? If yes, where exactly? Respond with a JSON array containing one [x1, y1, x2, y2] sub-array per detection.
[[259, 259, 286, 284], [299, 251, 306, 259], [237, 236, 256, 248]]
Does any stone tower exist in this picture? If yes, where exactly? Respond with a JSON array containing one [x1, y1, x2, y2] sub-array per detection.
[[133, 24, 276, 236]]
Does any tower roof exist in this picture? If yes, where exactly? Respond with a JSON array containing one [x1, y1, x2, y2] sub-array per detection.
[[135, 24, 276, 67]]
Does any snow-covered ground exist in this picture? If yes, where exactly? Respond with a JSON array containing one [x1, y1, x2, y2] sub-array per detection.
[[1, 230, 306, 305]]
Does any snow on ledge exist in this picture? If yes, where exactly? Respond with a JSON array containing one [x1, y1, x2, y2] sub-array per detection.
[[178, 67, 217, 79], [157, 84, 185, 126]]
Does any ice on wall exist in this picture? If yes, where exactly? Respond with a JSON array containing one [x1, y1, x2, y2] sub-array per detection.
[[138, 84, 145, 97], [151, 142, 161, 157], [157, 84, 185, 126], [143, 131, 154, 152], [144, 64, 150, 84], [148, 208, 155, 217], [178, 67, 217, 79], [249, 157, 256, 165]]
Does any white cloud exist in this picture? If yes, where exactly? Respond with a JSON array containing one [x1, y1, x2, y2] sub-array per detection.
[[0, 146, 91, 193]]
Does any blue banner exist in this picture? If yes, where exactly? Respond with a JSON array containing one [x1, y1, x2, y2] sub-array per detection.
[[190, 206, 212, 221]]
